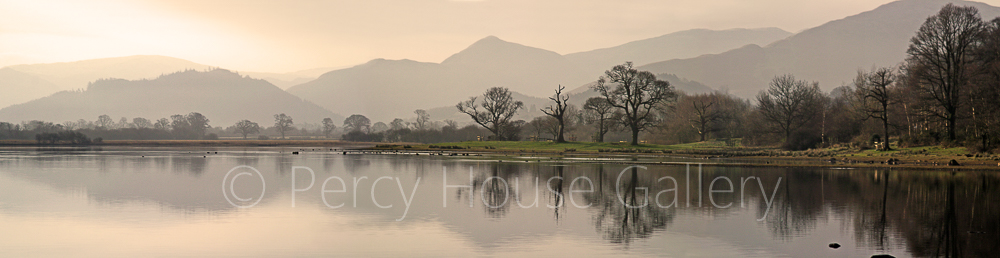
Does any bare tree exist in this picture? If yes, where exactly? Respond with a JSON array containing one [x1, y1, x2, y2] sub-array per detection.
[[96, 115, 113, 130], [117, 117, 129, 129], [583, 97, 619, 142], [234, 120, 260, 139], [343, 114, 371, 133], [592, 62, 676, 145], [132, 117, 152, 129], [854, 67, 896, 150], [683, 93, 725, 142], [372, 122, 389, 133], [756, 74, 824, 141], [541, 85, 570, 142], [390, 118, 407, 130], [273, 113, 294, 139], [904, 4, 984, 140], [322, 118, 336, 138], [456, 87, 524, 140], [413, 109, 430, 131], [154, 118, 170, 130]]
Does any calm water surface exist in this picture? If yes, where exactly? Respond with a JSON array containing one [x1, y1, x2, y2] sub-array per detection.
[[0, 147, 996, 257]]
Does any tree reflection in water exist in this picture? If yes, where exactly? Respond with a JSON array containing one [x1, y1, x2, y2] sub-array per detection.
[[590, 166, 674, 245]]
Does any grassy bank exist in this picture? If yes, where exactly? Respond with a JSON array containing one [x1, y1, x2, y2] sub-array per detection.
[[371, 140, 1000, 169]]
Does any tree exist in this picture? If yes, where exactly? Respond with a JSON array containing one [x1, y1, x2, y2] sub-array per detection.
[[541, 85, 570, 142], [592, 62, 676, 145], [117, 117, 129, 129], [372, 122, 389, 133], [970, 18, 1000, 150], [682, 93, 725, 142], [583, 97, 619, 142], [234, 120, 260, 139], [96, 115, 113, 130], [756, 74, 824, 141], [904, 4, 984, 140], [132, 117, 152, 129], [273, 113, 294, 139], [413, 109, 430, 131], [322, 118, 337, 138], [343, 114, 371, 133], [390, 118, 407, 130], [854, 67, 896, 150], [185, 112, 211, 137], [154, 118, 170, 130], [456, 87, 524, 140]]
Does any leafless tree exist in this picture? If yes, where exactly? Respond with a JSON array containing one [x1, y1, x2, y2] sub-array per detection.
[[592, 62, 676, 145], [96, 115, 113, 130], [234, 120, 260, 139], [583, 97, 619, 142], [854, 67, 896, 150], [343, 114, 371, 133], [413, 109, 430, 131], [456, 87, 524, 140], [904, 4, 984, 140], [756, 74, 824, 141], [541, 85, 570, 142], [684, 93, 725, 142], [132, 117, 152, 129], [322, 118, 336, 138], [273, 113, 294, 139]]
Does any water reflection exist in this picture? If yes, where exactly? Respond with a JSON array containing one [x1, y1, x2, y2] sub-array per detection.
[[0, 148, 997, 257]]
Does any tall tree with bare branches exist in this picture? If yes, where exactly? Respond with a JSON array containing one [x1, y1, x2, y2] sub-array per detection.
[[854, 67, 896, 150], [457, 87, 524, 140], [592, 62, 676, 145], [904, 4, 984, 140], [541, 85, 570, 143]]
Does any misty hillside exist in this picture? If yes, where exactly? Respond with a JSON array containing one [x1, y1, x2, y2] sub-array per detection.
[[565, 28, 792, 75], [0, 55, 326, 109], [0, 69, 341, 127], [0, 68, 61, 108], [639, 0, 1000, 99], [1, 56, 214, 108], [287, 36, 596, 122]]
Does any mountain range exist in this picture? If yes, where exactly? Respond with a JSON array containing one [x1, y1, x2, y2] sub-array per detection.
[[639, 0, 1000, 99], [287, 29, 781, 122], [0, 69, 339, 127]]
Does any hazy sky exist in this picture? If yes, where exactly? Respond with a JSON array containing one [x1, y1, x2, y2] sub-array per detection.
[[3, 0, 1000, 72]]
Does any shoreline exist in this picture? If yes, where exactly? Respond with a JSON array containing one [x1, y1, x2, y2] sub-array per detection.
[[2, 139, 998, 171], [0, 139, 380, 148]]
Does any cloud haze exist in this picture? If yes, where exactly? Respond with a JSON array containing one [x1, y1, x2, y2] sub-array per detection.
[[3, 0, 1000, 72]]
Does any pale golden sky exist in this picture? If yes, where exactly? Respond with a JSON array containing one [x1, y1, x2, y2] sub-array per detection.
[[3, 0, 999, 72]]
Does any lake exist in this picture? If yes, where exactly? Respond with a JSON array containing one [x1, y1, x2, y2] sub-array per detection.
[[0, 147, 995, 257]]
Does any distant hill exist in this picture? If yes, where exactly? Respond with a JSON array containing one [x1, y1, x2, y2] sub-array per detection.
[[639, 0, 1000, 99], [0, 55, 329, 108], [565, 28, 792, 75], [0, 69, 341, 126], [0, 68, 61, 108], [287, 36, 595, 122]]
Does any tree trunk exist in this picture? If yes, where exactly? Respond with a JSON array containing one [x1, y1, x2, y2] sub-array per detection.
[[630, 126, 640, 145], [556, 118, 566, 143]]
